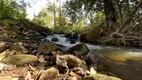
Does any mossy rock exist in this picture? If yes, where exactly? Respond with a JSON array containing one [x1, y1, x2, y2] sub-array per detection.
[[38, 67, 59, 80], [37, 42, 62, 54], [66, 43, 89, 57], [56, 55, 68, 73], [2, 54, 38, 66], [10, 43, 28, 54], [80, 27, 102, 43]]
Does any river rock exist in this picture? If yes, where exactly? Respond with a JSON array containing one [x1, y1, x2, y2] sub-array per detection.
[[56, 54, 82, 69], [2, 54, 38, 66], [73, 67, 85, 76], [68, 76, 78, 80], [80, 27, 102, 43], [56, 55, 68, 73], [10, 42, 28, 54], [81, 76, 95, 80], [51, 38, 59, 42], [66, 43, 89, 57], [69, 71, 81, 79], [38, 67, 59, 80], [37, 41, 62, 54], [62, 54, 82, 68]]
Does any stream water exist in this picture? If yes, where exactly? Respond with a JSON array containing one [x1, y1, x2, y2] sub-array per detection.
[[46, 34, 142, 80]]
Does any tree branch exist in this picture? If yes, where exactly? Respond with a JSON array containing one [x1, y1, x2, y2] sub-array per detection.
[[116, 0, 142, 32]]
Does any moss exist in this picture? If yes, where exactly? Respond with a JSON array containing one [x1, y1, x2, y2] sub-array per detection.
[[2, 54, 38, 66], [10, 43, 28, 54], [37, 42, 61, 54]]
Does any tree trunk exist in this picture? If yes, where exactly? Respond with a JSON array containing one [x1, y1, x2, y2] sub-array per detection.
[[114, 0, 122, 27], [103, 0, 116, 32], [59, 0, 62, 26], [54, 0, 56, 27]]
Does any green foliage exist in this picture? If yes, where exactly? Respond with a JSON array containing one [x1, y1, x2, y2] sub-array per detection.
[[32, 8, 53, 27], [51, 24, 87, 33], [0, 19, 17, 26], [0, 1, 16, 18], [0, 0, 26, 26], [88, 12, 104, 27], [63, 0, 142, 31], [16, 11, 27, 20]]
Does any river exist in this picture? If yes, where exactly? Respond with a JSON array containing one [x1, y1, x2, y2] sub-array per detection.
[[46, 34, 142, 80]]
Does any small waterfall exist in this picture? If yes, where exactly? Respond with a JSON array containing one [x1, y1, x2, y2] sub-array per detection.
[[46, 34, 142, 52], [46, 34, 142, 80]]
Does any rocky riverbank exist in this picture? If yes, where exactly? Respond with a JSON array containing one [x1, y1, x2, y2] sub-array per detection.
[[0, 20, 122, 80], [0, 40, 121, 80]]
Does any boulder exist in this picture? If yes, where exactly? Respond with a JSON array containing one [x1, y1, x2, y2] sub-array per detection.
[[81, 76, 95, 80], [56, 55, 68, 73], [51, 38, 59, 42], [37, 42, 62, 54], [73, 67, 85, 76], [0, 42, 7, 53], [62, 55, 82, 68], [69, 71, 82, 79], [38, 67, 59, 80], [56, 54, 82, 69], [66, 43, 89, 57], [80, 27, 102, 43], [2, 54, 38, 66], [10, 42, 28, 54], [68, 76, 79, 80]]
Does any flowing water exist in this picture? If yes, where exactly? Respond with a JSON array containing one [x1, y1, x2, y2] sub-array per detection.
[[46, 34, 142, 80]]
